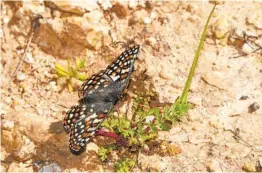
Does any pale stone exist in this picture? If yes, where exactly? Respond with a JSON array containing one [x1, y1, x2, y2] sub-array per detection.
[[206, 160, 222, 172], [17, 72, 27, 81], [242, 162, 256, 172]]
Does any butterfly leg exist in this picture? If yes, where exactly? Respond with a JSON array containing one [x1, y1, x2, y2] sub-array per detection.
[[96, 129, 127, 147]]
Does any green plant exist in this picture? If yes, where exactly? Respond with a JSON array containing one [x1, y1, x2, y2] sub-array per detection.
[[98, 145, 117, 162], [115, 158, 136, 172], [54, 58, 88, 92], [159, 3, 217, 126]]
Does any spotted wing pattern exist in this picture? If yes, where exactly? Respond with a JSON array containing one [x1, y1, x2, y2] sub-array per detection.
[[65, 103, 112, 155], [64, 45, 140, 155], [78, 45, 140, 98]]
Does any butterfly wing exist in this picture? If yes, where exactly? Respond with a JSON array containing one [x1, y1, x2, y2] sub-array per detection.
[[104, 45, 139, 87], [78, 46, 140, 98], [65, 102, 114, 155], [78, 70, 113, 98]]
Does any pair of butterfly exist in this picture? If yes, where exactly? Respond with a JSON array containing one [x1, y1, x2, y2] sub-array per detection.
[[63, 45, 140, 155]]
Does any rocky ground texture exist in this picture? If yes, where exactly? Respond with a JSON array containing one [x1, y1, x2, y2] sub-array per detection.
[[1, 1, 262, 172]]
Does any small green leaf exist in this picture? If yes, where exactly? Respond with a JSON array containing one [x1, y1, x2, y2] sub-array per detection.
[[67, 57, 74, 76], [115, 158, 135, 172], [76, 58, 86, 70], [75, 73, 88, 81], [55, 64, 69, 76], [98, 145, 117, 162]]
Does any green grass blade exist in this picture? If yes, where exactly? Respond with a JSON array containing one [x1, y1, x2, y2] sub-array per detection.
[[180, 4, 217, 103], [55, 64, 69, 76]]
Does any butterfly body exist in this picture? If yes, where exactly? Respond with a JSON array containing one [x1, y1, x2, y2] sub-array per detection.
[[64, 45, 140, 155]]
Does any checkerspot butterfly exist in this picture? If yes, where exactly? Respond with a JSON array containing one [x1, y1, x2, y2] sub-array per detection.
[[64, 45, 140, 155]]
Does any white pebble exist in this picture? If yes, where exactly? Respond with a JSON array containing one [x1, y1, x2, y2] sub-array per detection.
[[98, 0, 112, 10], [25, 52, 34, 64], [3, 16, 9, 24], [17, 71, 26, 81], [2, 120, 14, 130], [128, 0, 138, 9], [150, 12, 157, 20], [5, 97, 12, 104], [242, 43, 253, 54], [145, 115, 155, 123], [144, 17, 152, 24]]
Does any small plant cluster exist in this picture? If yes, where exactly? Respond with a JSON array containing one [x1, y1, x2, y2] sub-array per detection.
[[54, 58, 88, 92], [98, 90, 190, 172], [102, 90, 191, 146]]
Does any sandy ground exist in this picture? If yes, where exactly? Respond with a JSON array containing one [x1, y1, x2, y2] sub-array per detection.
[[1, 1, 262, 172]]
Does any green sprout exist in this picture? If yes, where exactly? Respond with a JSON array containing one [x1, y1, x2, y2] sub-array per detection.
[[115, 158, 136, 172], [98, 145, 117, 162], [54, 58, 88, 92], [174, 4, 217, 107]]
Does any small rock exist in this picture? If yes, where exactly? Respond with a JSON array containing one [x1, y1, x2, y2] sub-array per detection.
[[17, 71, 26, 81], [145, 115, 155, 123], [242, 162, 256, 172], [0, 28, 3, 37], [86, 142, 99, 153], [150, 12, 157, 20], [98, 0, 112, 10], [8, 162, 33, 172], [47, 18, 64, 34], [2, 130, 24, 152], [242, 43, 254, 54], [209, 119, 222, 129], [14, 137, 36, 161], [52, 10, 62, 18], [50, 105, 59, 112], [39, 162, 62, 172], [25, 52, 34, 64], [46, 81, 57, 91], [128, 0, 138, 9], [146, 37, 157, 48], [240, 96, 249, 100], [3, 16, 9, 24], [111, 3, 127, 19], [211, 16, 230, 43], [1, 120, 14, 130], [188, 95, 202, 106], [50, 1, 98, 14], [159, 67, 174, 80], [187, 109, 202, 121], [248, 102, 260, 113], [4, 97, 12, 104], [83, 10, 103, 24], [247, 14, 262, 29], [36, 107, 44, 116], [144, 17, 152, 24], [186, 3, 199, 13], [138, 153, 169, 171], [207, 160, 222, 172], [201, 71, 227, 89], [143, 144, 150, 152]]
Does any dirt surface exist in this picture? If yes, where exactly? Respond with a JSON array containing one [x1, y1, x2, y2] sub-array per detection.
[[1, 1, 262, 172]]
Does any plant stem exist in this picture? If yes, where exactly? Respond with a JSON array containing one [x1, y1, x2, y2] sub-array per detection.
[[180, 4, 217, 103]]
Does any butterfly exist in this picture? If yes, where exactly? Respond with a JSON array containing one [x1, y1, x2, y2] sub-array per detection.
[[63, 45, 140, 155]]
